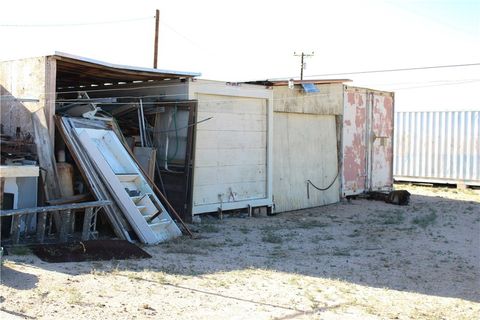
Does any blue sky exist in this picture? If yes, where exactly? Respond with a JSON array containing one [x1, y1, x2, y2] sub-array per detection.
[[390, 0, 479, 36], [1, 0, 478, 110]]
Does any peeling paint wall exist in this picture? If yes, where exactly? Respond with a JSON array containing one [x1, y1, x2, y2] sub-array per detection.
[[342, 87, 394, 196], [342, 89, 367, 195], [370, 93, 394, 189]]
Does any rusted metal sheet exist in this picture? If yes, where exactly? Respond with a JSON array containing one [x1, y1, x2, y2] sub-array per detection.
[[342, 87, 394, 196], [370, 92, 394, 189], [342, 89, 367, 196], [394, 111, 480, 186]]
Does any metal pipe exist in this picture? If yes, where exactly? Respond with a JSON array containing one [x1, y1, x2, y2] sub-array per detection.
[[138, 99, 147, 148]]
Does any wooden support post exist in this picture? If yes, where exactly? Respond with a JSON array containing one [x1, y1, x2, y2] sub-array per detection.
[[0, 177, 4, 209], [59, 209, 71, 243], [82, 207, 93, 241], [36, 211, 47, 243], [11, 214, 21, 244], [32, 108, 63, 230], [153, 9, 160, 68], [45, 56, 57, 143]]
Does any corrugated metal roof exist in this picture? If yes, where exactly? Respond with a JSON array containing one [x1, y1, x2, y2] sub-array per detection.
[[51, 52, 200, 88], [53, 52, 200, 77]]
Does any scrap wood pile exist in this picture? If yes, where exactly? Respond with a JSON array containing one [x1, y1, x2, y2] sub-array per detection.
[[0, 125, 36, 165]]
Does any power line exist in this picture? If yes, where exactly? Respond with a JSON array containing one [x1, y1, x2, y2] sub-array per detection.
[[392, 79, 480, 91], [269, 62, 480, 80], [0, 16, 153, 27]]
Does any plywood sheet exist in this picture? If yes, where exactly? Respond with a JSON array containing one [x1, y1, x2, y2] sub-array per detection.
[[273, 113, 339, 213], [192, 94, 268, 208]]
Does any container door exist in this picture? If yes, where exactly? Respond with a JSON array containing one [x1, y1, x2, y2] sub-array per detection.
[[368, 92, 394, 190], [192, 93, 269, 214], [342, 89, 368, 196]]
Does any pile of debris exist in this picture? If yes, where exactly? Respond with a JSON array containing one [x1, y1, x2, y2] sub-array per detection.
[[1, 111, 190, 246], [56, 116, 190, 244]]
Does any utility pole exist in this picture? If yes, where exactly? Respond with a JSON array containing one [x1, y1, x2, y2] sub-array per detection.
[[153, 9, 160, 68], [294, 51, 314, 80]]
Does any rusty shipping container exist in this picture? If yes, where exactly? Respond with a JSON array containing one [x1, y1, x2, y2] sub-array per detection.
[[249, 80, 395, 212], [394, 111, 480, 186], [342, 87, 395, 196]]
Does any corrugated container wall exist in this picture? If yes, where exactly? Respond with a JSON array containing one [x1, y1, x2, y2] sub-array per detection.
[[394, 111, 480, 186]]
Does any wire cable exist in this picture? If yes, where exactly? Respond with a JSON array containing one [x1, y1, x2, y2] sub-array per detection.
[[306, 171, 339, 199], [272, 62, 480, 80], [0, 16, 154, 27]]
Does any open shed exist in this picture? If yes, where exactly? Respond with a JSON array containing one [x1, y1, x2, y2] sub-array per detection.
[[1, 53, 273, 237], [1, 52, 204, 243]]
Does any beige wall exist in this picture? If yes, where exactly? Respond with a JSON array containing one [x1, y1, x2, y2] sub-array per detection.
[[1, 57, 45, 137], [273, 112, 339, 213], [273, 83, 344, 115], [0, 56, 55, 138]]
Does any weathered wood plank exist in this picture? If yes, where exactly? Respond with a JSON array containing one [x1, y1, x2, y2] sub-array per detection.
[[0, 166, 39, 178], [32, 107, 63, 239], [82, 207, 93, 241], [46, 193, 92, 206], [44, 56, 57, 143], [11, 215, 21, 244], [32, 108, 61, 200], [59, 209, 71, 242], [1, 200, 111, 217]]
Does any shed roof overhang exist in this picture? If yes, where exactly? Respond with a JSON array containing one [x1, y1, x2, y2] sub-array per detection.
[[51, 52, 201, 89], [246, 79, 352, 86]]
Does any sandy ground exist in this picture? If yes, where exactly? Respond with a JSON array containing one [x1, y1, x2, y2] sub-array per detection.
[[1, 184, 479, 320]]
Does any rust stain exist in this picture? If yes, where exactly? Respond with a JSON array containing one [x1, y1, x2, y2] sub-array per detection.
[[370, 94, 394, 189], [355, 103, 365, 128], [384, 96, 392, 109], [347, 92, 355, 105], [357, 94, 364, 107], [343, 133, 366, 189]]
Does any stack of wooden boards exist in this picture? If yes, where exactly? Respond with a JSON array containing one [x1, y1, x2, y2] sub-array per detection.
[[56, 116, 183, 244]]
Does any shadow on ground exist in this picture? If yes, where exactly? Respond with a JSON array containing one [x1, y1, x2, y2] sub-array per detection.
[[0, 265, 38, 290], [4, 189, 480, 303]]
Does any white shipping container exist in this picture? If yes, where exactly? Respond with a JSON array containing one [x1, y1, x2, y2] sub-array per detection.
[[394, 111, 480, 186]]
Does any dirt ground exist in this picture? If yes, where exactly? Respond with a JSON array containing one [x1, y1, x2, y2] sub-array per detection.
[[1, 184, 479, 320]]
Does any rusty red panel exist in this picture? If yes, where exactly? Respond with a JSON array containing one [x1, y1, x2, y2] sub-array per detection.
[[342, 88, 394, 197], [342, 90, 367, 196], [370, 93, 394, 189]]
